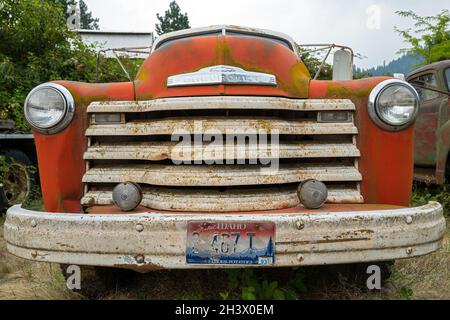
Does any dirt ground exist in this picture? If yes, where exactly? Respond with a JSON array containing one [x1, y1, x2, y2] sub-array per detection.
[[0, 215, 448, 300]]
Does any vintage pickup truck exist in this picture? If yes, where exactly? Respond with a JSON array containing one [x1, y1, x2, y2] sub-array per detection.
[[407, 60, 450, 185], [3, 26, 446, 272]]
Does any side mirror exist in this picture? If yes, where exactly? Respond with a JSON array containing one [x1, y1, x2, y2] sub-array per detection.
[[333, 49, 353, 80]]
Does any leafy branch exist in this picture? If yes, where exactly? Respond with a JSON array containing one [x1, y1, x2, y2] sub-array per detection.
[[394, 10, 450, 64]]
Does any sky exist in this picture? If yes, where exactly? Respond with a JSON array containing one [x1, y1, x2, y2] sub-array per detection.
[[83, 0, 449, 69]]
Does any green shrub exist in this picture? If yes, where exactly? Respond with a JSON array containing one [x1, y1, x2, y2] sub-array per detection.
[[0, 0, 143, 132], [220, 269, 307, 300], [411, 183, 450, 215], [0, 0, 144, 208]]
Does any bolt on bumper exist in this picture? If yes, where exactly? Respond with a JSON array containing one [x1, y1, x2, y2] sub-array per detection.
[[3, 202, 446, 272]]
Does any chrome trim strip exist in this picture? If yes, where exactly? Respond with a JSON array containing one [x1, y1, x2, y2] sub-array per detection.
[[87, 97, 356, 113], [167, 65, 277, 87]]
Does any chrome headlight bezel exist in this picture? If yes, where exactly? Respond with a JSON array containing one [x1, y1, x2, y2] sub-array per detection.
[[368, 79, 420, 131], [24, 83, 75, 135]]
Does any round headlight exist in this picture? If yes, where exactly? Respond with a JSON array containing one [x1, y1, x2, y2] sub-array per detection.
[[24, 83, 74, 134], [368, 79, 419, 131]]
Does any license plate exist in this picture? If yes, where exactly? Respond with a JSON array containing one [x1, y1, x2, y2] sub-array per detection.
[[186, 221, 275, 265]]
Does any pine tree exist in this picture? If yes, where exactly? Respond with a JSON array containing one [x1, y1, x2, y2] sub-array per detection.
[[155, 1, 190, 36], [78, 0, 99, 30], [51, 0, 99, 30]]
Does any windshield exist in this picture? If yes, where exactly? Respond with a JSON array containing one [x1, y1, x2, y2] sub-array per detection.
[[410, 73, 440, 101], [155, 30, 294, 52]]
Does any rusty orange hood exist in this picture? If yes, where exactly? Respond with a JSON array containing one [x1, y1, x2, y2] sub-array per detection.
[[134, 34, 311, 100]]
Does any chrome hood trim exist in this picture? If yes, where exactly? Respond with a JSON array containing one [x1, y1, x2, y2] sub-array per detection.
[[167, 65, 277, 87]]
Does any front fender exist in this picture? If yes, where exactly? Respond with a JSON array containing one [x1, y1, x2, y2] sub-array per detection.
[[33, 81, 135, 213], [309, 77, 415, 207]]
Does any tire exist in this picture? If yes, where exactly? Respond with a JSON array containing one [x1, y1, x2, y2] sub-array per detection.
[[60, 264, 138, 298], [0, 149, 37, 207]]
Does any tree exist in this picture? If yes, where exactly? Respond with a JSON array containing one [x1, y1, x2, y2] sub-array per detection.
[[155, 1, 190, 36], [0, 0, 138, 131], [395, 10, 450, 65], [0, 0, 95, 130], [78, 0, 99, 30], [51, 0, 99, 30]]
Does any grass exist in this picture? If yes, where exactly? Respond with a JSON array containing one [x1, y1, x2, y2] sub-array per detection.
[[0, 185, 448, 300], [314, 217, 449, 300]]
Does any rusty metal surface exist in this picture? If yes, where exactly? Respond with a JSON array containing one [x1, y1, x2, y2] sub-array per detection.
[[84, 142, 360, 161], [87, 97, 356, 113], [86, 118, 358, 136], [136, 32, 311, 99], [81, 186, 364, 212], [83, 164, 362, 187], [4, 202, 445, 270]]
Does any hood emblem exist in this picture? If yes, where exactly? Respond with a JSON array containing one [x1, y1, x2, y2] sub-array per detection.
[[167, 65, 277, 87]]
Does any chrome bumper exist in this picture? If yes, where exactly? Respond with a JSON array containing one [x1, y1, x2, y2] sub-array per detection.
[[3, 202, 446, 271]]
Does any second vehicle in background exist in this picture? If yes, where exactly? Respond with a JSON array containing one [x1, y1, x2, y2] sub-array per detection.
[[407, 60, 450, 185]]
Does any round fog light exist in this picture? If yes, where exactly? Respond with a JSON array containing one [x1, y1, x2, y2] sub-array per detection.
[[112, 182, 143, 211], [297, 179, 328, 209]]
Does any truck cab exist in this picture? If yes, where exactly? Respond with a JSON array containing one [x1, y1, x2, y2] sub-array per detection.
[[407, 60, 450, 184], [3, 26, 446, 271]]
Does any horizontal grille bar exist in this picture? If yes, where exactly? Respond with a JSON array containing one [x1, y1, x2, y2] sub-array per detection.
[[88, 97, 356, 113], [86, 117, 358, 136], [84, 142, 360, 161], [83, 163, 362, 187], [83, 96, 363, 211], [81, 186, 364, 212]]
